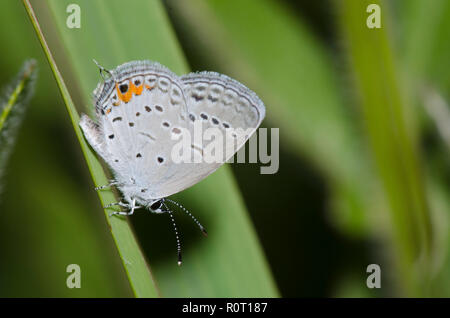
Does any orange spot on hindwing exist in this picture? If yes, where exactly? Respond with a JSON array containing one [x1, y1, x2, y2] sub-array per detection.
[[116, 78, 144, 103], [134, 83, 143, 95], [116, 81, 132, 103]]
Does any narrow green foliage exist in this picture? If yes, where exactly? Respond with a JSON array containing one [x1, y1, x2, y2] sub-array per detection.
[[0, 59, 37, 192], [337, 0, 433, 295], [23, 0, 159, 297], [24, 0, 278, 297]]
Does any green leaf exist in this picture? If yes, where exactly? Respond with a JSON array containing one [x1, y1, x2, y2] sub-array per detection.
[[398, 0, 450, 296], [24, 0, 158, 298], [0, 59, 37, 193], [24, 0, 278, 297], [336, 0, 433, 296]]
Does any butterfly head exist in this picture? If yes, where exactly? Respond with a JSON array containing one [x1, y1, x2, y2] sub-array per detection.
[[148, 198, 168, 213]]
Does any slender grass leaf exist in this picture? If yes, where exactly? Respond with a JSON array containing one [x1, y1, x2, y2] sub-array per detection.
[[25, 0, 278, 297], [336, 0, 433, 296], [23, 0, 159, 297], [0, 59, 37, 194]]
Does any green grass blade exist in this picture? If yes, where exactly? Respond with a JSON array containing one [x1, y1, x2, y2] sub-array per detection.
[[0, 61, 36, 131], [0, 59, 37, 193], [398, 0, 450, 296], [0, 0, 132, 297], [23, 0, 159, 297], [336, 0, 433, 295], [25, 0, 278, 297]]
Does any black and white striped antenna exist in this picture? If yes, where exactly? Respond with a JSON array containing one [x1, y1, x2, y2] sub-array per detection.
[[166, 198, 208, 237]]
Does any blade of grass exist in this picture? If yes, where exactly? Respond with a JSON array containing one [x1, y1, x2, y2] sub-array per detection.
[[25, 0, 278, 297], [399, 0, 450, 296], [0, 0, 133, 296], [0, 59, 36, 193], [0, 61, 36, 131], [23, 0, 159, 297], [336, 0, 433, 296]]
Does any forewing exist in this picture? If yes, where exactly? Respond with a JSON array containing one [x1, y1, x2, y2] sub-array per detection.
[[98, 71, 189, 197]]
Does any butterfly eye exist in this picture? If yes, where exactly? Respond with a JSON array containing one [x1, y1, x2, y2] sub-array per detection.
[[150, 200, 162, 211]]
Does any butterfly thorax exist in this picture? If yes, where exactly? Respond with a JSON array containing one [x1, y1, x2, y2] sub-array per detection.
[[114, 179, 159, 206]]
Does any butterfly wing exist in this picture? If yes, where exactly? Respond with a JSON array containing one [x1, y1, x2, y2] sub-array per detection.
[[182, 71, 265, 161], [145, 71, 265, 199], [79, 113, 111, 164], [92, 66, 190, 199], [81, 62, 265, 201]]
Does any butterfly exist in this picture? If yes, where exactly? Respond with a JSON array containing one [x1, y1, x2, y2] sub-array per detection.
[[80, 60, 265, 264]]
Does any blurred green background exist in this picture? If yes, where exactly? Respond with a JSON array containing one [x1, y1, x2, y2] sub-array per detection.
[[0, 0, 449, 297]]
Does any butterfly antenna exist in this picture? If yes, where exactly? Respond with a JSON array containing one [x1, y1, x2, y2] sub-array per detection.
[[166, 198, 208, 237], [165, 204, 182, 266]]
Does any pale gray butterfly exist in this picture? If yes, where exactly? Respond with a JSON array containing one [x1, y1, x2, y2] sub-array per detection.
[[79, 60, 265, 264]]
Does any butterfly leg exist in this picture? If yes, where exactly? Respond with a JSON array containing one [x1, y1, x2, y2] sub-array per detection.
[[109, 198, 141, 217], [104, 201, 128, 209], [95, 180, 119, 191]]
